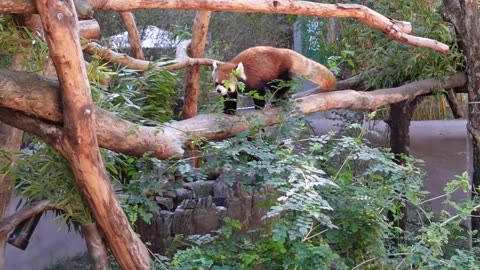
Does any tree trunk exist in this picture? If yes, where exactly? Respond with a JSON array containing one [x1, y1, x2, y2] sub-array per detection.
[[82, 223, 111, 270], [35, 0, 149, 269], [441, 0, 480, 242], [183, 11, 211, 167], [385, 98, 421, 243], [387, 98, 421, 162]]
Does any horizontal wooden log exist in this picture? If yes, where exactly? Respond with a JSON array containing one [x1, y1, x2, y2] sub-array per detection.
[[0, 0, 448, 54], [78, 19, 100, 40], [0, 69, 467, 159]]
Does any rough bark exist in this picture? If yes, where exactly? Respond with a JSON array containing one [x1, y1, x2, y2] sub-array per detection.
[[0, 69, 467, 160], [442, 0, 480, 241], [35, 0, 149, 269], [183, 11, 211, 119], [119, 11, 144, 60], [1, 1, 448, 54]]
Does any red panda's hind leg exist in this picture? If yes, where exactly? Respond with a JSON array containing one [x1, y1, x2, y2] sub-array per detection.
[[268, 70, 293, 105]]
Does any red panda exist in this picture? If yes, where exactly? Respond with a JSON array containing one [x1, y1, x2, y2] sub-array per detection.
[[212, 46, 336, 114]]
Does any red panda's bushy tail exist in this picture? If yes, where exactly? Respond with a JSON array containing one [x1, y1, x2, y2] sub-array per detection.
[[286, 49, 336, 91]]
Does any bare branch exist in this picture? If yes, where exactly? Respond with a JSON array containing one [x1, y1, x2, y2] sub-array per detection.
[[0, 108, 64, 152], [1, 0, 448, 54], [0, 200, 53, 236], [83, 40, 220, 71], [78, 19, 100, 40]]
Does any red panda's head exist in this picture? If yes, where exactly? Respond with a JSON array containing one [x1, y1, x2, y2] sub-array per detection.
[[212, 61, 247, 95]]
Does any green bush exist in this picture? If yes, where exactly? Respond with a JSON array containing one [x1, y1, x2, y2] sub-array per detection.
[[153, 114, 479, 270]]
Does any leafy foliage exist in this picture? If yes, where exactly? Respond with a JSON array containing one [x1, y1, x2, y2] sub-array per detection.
[[102, 150, 174, 226], [90, 63, 179, 125], [155, 112, 479, 270], [0, 142, 93, 229], [0, 16, 49, 70], [337, 0, 464, 87]]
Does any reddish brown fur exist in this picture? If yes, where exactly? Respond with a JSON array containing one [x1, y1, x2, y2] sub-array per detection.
[[213, 46, 336, 91], [213, 46, 336, 114]]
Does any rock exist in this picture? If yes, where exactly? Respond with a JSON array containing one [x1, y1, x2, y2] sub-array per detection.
[[155, 197, 174, 211], [175, 188, 193, 205], [225, 182, 252, 227], [184, 180, 215, 198], [136, 210, 174, 254]]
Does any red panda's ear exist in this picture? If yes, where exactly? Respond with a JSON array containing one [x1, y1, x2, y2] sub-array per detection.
[[236, 62, 247, 80], [212, 61, 218, 78]]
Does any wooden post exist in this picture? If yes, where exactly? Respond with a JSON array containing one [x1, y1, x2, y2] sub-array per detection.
[[82, 223, 111, 270], [183, 11, 211, 167], [34, 0, 149, 269], [119, 12, 145, 60], [183, 11, 212, 119]]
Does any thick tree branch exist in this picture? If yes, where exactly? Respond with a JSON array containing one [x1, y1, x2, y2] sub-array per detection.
[[0, 0, 448, 54], [78, 19, 100, 40], [0, 69, 467, 159]]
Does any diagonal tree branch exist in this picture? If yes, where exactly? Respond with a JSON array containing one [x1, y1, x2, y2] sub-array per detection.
[[0, 200, 53, 236], [35, 0, 150, 268]]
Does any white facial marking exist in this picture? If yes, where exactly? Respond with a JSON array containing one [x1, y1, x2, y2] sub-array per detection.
[[216, 85, 228, 95], [228, 83, 236, 93]]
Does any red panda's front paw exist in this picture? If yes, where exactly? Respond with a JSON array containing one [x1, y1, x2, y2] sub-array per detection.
[[223, 109, 236, 115]]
